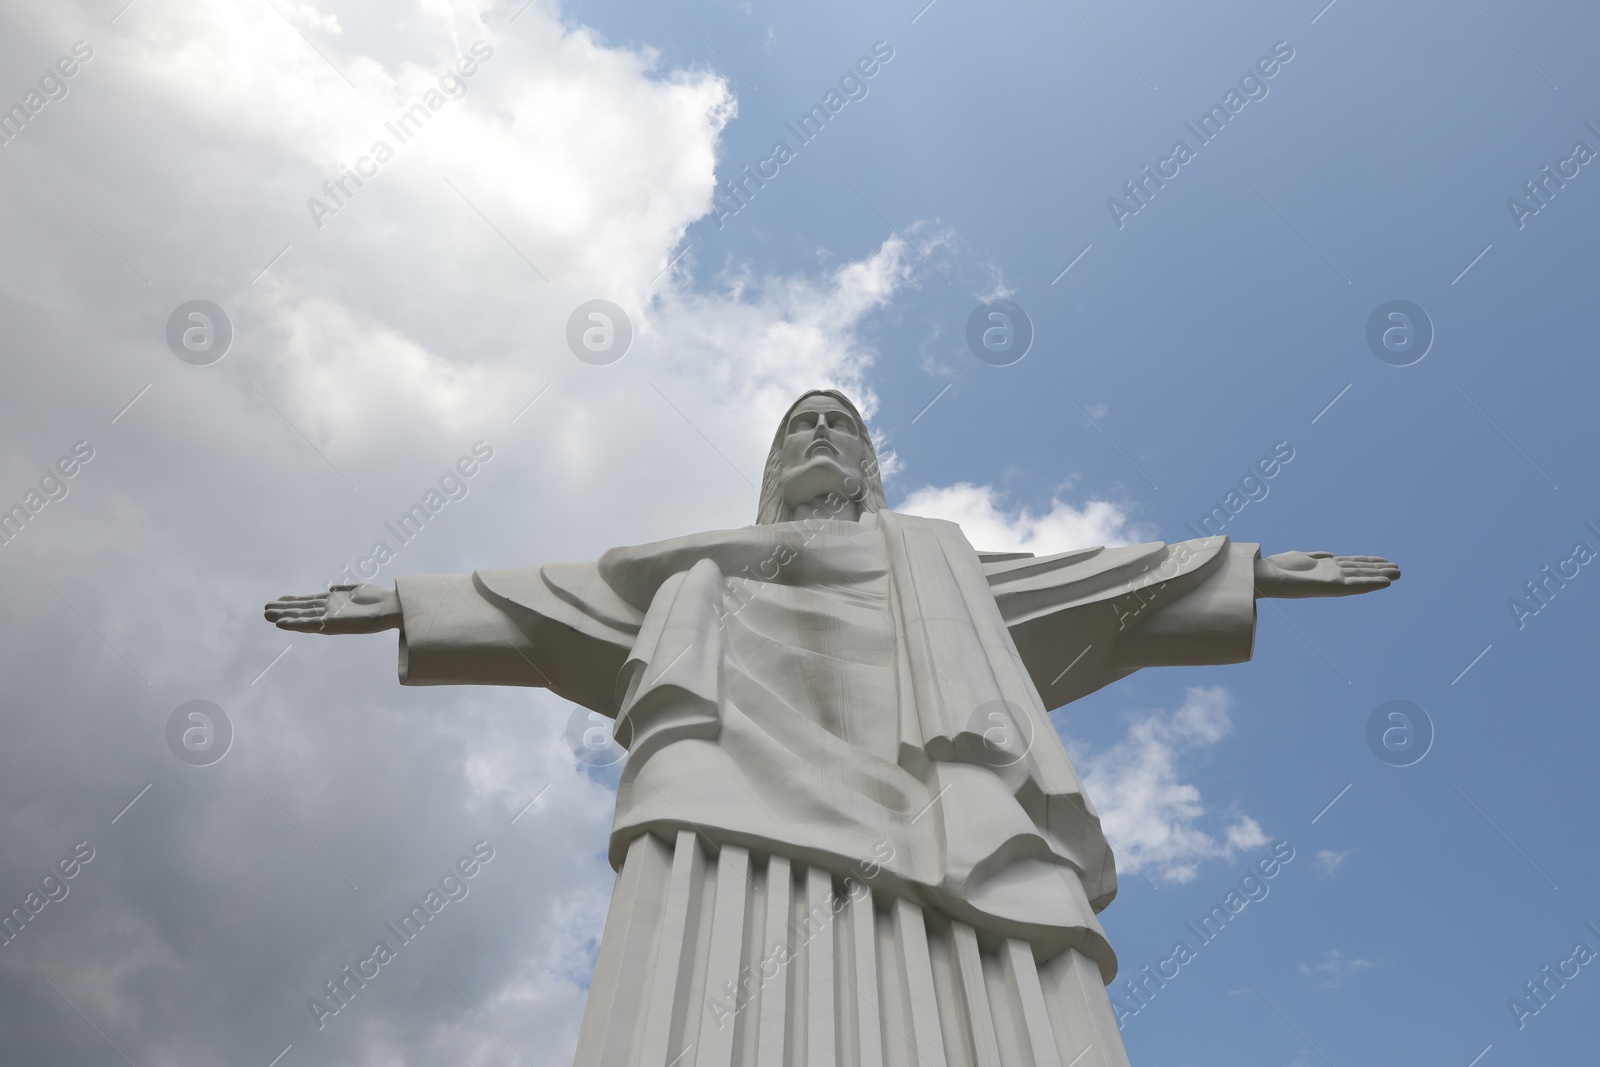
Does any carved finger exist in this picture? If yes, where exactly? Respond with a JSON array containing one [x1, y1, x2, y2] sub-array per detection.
[[267, 609, 324, 623], [265, 599, 326, 613]]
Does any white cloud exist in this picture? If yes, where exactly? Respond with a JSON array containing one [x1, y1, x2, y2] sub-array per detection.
[[895, 481, 1147, 555], [1299, 949, 1377, 989], [1314, 848, 1351, 876], [0, 3, 928, 1065], [1070, 687, 1268, 884]]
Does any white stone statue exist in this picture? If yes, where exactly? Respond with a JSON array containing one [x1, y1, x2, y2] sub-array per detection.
[[266, 390, 1398, 1067]]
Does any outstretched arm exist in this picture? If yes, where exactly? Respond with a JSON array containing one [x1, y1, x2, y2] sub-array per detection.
[[992, 539, 1401, 710], [263, 566, 641, 711], [266, 575, 544, 688], [265, 583, 400, 634], [1253, 552, 1401, 598]]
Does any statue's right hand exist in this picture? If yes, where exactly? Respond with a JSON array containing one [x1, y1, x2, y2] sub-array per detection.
[[264, 583, 402, 634]]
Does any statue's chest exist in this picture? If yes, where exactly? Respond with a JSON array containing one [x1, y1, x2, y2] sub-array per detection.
[[721, 532, 898, 758]]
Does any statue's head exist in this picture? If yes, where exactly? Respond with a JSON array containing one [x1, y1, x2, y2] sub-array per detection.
[[756, 389, 887, 525]]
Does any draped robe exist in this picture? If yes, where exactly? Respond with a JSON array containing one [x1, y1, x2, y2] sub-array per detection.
[[392, 512, 1259, 1067]]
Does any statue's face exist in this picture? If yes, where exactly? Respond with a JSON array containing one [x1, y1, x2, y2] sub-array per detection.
[[777, 395, 867, 513]]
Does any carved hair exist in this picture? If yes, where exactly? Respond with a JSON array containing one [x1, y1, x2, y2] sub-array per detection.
[[755, 389, 887, 525]]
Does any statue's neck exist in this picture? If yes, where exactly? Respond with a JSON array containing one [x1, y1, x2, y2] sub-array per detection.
[[791, 495, 862, 523]]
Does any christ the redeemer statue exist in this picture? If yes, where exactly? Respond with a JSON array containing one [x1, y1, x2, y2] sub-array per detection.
[[266, 390, 1398, 1067]]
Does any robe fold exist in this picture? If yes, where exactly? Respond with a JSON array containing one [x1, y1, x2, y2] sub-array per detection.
[[393, 511, 1259, 991]]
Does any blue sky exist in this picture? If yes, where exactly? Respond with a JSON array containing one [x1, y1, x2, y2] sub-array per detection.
[[582, 0, 1600, 1062], [0, 1, 1595, 1064]]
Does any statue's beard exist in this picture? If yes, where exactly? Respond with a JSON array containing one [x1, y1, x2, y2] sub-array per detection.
[[779, 456, 865, 515]]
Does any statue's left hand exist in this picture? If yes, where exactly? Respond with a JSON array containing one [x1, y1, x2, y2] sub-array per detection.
[[1254, 551, 1400, 598]]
